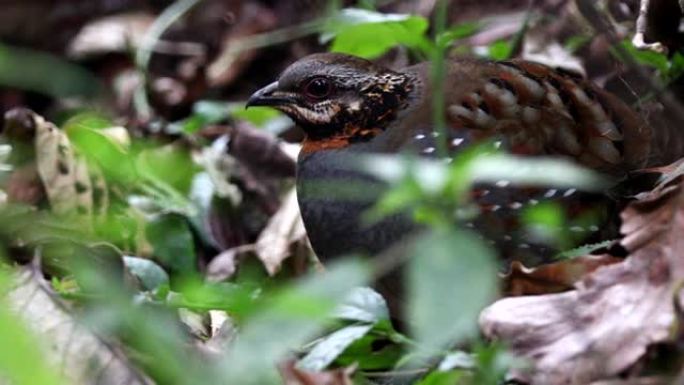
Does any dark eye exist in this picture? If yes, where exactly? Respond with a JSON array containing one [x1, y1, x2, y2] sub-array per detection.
[[303, 77, 332, 99]]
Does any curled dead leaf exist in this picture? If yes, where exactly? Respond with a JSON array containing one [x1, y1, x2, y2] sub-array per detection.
[[480, 159, 684, 384], [67, 13, 155, 59], [503, 254, 621, 296], [6, 266, 150, 385], [255, 188, 308, 276]]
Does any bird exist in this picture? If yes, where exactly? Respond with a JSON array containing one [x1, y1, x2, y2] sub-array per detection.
[[246, 52, 680, 266]]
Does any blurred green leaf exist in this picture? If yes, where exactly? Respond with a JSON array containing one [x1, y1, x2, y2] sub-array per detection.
[[219, 258, 370, 384], [298, 324, 373, 371], [325, 8, 430, 58], [564, 35, 592, 53], [408, 229, 497, 356], [336, 333, 405, 370], [0, 43, 101, 98], [137, 145, 197, 196], [123, 256, 170, 291], [487, 40, 513, 61], [65, 114, 136, 185], [146, 214, 197, 276], [616, 40, 669, 74], [174, 101, 286, 134], [232, 106, 283, 127], [416, 371, 463, 385], [437, 22, 480, 46], [668, 52, 684, 82], [333, 286, 390, 323], [522, 202, 568, 249]]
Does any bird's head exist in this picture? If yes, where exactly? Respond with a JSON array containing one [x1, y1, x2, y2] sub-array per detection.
[[247, 53, 416, 153]]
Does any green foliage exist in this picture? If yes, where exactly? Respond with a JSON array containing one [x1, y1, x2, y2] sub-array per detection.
[[408, 228, 497, 357], [615, 40, 684, 83], [123, 256, 170, 291], [146, 214, 197, 276], [0, 43, 101, 98], [324, 8, 431, 58], [174, 101, 284, 134], [487, 40, 513, 61], [64, 114, 137, 185], [217, 258, 371, 384]]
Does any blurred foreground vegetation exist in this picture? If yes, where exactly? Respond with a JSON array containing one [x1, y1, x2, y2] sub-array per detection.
[[0, 1, 683, 385]]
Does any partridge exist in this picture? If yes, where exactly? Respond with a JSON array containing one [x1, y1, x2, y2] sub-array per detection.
[[247, 53, 681, 263]]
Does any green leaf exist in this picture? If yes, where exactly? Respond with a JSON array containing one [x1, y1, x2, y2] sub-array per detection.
[[408, 229, 497, 356], [564, 35, 592, 53], [416, 371, 463, 385], [137, 145, 198, 196], [325, 8, 430, 58], [64, 114, 136, 185], [437, 22, 480, 48], [616, 40, 669, 74], [487, 40, 513, 61], [174, 101, 285, 134], [335, 333, 405, 370], [146, 214, 197, 276], [298, 324, 373, 371], [333, 286, 390, 323], [0, 43, 101, 98], [219, 258, 371, 385], [231, 106, 283, 127], [123, 256, 170, 291]]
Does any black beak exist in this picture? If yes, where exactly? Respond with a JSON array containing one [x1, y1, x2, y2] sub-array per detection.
[[246, 81, 290, 108]]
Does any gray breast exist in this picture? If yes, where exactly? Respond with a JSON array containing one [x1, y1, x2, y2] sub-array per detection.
[[296, 149, 416, 259]]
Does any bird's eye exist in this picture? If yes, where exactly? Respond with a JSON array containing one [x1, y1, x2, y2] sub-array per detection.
[[303, 78, 332, 99]]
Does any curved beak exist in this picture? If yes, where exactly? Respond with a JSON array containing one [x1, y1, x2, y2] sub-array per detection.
[[246, 81, 290, 108]]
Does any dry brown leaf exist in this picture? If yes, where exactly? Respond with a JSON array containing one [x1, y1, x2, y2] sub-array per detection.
[[206, 3, 278, 87], [589, 378, 666, 385], [480, 160, 684, 384], [33, 113, 93, 216], [67, 13, 155, 59], [278, 361, 355, 385], [206, 245, 255, 282], [255, 188, 308, 276], [503, 254, 622, 296], [6, 266, 150, 385]]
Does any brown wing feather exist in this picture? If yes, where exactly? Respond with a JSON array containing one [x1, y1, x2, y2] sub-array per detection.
[[425, 58, 653, 175]]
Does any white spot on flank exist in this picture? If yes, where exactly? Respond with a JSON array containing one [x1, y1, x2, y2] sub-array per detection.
[[493, 140, 502, 149], [544, 189, 557, 198], [563, 188, 577, 197], [509, 202, 523, 210], [451, 138, 464, 147], [423, 147, 435, 154], [414, 133, 426, 140], [569, 226, 585, 233], [495, 180, 510, 187], [528, 199, 539, 205], [431, 132, 440, 138]]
